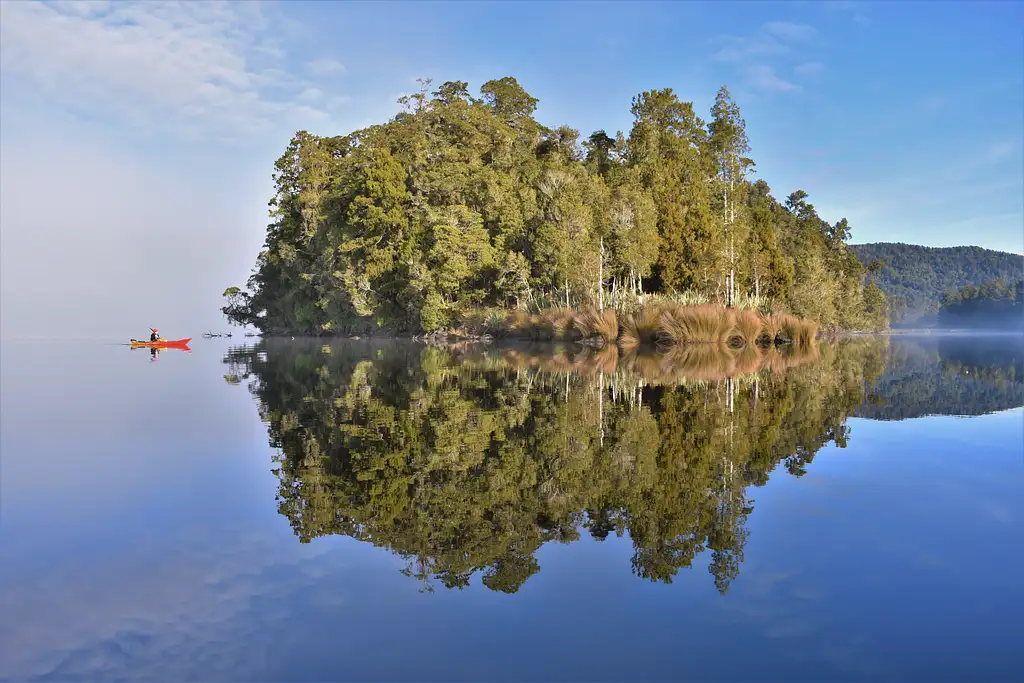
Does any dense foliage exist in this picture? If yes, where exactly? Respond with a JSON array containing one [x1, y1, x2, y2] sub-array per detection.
[[937, 279, 1023, 329], [223, 77, 887, 335], [851, 242, 1024, 326], [224, 337, 886, 595]]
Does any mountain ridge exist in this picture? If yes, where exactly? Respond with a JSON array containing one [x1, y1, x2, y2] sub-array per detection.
[[850, 242, 1024, 326]]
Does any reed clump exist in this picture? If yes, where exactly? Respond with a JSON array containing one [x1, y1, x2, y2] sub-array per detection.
[[501, 308, 578, 341], [573, 308, 619, 345], [769, 312, 819, 348], [733, 309, 763, 347], [499, 303, 818, 350], [618, 303, 666, 348], [659, 304, 736, 346]]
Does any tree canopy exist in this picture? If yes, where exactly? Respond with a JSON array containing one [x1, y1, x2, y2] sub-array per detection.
[[223, 77, 887, 335]]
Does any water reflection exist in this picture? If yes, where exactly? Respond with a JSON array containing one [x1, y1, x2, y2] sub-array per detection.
[[857, 334, 1024, 420], [223, 337, 898, 595]]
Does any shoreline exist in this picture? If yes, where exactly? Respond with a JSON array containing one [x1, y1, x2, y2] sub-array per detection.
[[234, 326, 1024, 347]]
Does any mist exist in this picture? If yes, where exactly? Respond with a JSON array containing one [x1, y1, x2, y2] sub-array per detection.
[[0, 119, 272, 341]]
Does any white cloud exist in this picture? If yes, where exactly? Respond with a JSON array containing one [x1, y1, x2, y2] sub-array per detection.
[[794, 61, 825, 77], [985, 139, 1018, 163], [709, 19, 820, 95], [0, 0, 327, 139], [763, 21, 818, 42], [823, 1, 872, 27], [749, 65, 801, 93], [711, 35, 789, 63], [307, 57, 346, 75]]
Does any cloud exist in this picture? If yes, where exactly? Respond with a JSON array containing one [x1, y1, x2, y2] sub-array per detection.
[[710, 35, 789, 63], [0, 530, 343, 681], [749, 65, 801, 93], [823, 1, 871, 27], [0, 1, 328, 139], [307, 57, 346, 75], [763, 21, 818, 42], [709, 19, 820, 95], [985, 139, 1018, 163], [794, 61, 825, 77]]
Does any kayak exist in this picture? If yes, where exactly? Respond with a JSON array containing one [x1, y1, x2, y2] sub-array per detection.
[[130, 337, 192, 349]]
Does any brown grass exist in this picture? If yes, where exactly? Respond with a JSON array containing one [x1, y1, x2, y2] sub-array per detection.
[[502, 304, 817, 352], [501, 308, 578, 341], [658, 303, 736, 345], [771, 312, 819, 348], [618, 304, 665, 348], [573, 308, 619, 345], [733, 309, 763, 347], [761, 313, 783, 345], [501, 310, 533, 338]]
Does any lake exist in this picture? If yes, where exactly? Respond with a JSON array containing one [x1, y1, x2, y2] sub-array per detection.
[[1, 334, 1022, 681]]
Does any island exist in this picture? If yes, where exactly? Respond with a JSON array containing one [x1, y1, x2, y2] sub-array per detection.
[[221, 76, 889, 345]]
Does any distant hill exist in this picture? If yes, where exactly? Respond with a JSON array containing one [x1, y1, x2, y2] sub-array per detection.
[[850, 243, 1024, 326]]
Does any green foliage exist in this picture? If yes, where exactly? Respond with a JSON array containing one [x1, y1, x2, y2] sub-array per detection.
[[851, 243, 1024, 326], [223, 77, 887, 335]]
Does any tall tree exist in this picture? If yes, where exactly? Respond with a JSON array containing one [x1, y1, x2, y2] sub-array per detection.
[[708, 86, 754, 306]]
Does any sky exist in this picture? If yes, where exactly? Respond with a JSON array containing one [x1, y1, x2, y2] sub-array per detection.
[[1, 0, 1022, 337]]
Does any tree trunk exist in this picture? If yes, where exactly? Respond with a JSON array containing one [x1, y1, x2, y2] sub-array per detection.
[[598, 237, 604, 312]]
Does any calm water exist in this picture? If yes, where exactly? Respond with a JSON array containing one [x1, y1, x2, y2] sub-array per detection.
[[1, 334, 1022, 682]]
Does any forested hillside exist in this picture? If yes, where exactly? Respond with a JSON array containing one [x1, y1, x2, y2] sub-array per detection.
[[938, 279, 1023, 329], [851, 243, 1023, 326], [223, 77, 887, 335]]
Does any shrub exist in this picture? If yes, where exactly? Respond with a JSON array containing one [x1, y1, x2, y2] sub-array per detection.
[[574, 309, 619, 345]]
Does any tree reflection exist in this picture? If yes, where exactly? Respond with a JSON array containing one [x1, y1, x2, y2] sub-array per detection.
[[224, 338, 888, 595], [855, 335, 1023, 420]]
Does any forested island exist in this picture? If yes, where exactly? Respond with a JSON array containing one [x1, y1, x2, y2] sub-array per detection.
[[851, 243, 1024, 326], [222, 77, 888, 339]]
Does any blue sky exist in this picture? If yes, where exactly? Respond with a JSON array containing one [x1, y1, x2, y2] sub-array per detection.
[[1, 0, 1021, 335]]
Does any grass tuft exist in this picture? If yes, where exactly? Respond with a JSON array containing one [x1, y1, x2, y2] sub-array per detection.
[[618, 304, 665, 348], [658, 303, 736, 345], [573, 308, 619, 345], [733, 309, 763, 347]]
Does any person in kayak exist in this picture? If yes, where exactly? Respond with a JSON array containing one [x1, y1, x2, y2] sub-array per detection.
[[150, 328, 161, 342]]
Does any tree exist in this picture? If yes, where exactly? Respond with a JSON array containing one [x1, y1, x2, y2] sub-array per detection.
[[709, 86, 754, 306]]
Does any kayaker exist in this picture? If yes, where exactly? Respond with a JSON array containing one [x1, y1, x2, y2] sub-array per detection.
[[150, 328, 161, 342]]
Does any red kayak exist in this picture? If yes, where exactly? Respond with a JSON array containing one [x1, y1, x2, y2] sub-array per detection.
[[131, 337, 192, 349]]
